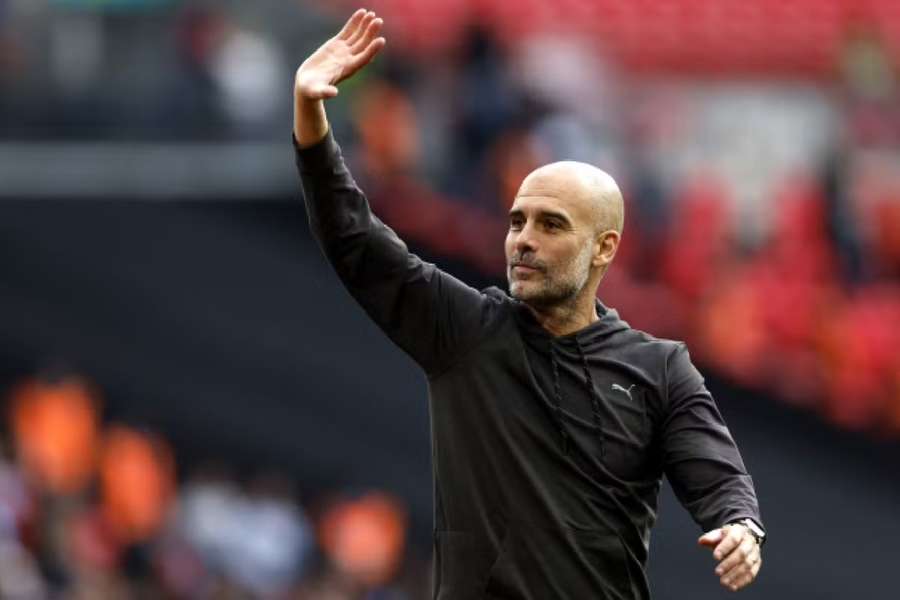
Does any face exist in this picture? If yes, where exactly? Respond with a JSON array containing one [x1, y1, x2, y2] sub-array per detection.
[[505, 194, 597, 307]]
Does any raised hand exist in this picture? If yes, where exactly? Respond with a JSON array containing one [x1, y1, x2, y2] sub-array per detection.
[[295, 9, 386, 101]]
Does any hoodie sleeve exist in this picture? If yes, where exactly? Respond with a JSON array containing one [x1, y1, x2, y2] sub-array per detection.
[[294, 131, 491, 375], [660, 343, 764, 534]]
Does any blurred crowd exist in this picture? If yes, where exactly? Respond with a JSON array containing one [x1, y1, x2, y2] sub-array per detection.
[[6, 0, 895, 433], [0, 0, 898, 514], [327, 0, 900, 436], [0, 373, 428, 599], [0, 0, 899, 596]]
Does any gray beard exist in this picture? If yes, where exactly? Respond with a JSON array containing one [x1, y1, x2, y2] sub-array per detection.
[[509, 275, 580, 308], [508, 245, 593, 308]]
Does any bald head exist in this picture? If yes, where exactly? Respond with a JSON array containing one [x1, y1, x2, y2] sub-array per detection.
[[518, 161, 624, 235], [506, 160, 623, 310]]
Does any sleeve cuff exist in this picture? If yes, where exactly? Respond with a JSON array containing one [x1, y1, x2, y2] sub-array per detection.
[[725, 517, 766, 546], [292, 128, 343, 174]]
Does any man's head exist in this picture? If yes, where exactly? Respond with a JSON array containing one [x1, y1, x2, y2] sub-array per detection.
[[505, 161, 623, 308]]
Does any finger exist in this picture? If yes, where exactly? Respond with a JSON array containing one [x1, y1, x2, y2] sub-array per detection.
[[716, 537, 756, 577], [719, 541, 760, 590], [337, 8, 367, 41], [726, 559, 759, 593], [351, 17, 383, 54], [698, 528, 723, 548], [712, 525, 743, 561], [752, 553, 762, 576], [347, 11, 375, 46], [722, 571, 752, 592], [348, 37, 386, 73]]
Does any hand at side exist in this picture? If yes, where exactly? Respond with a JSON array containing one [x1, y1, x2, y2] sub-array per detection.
[[698, 523, 762, 591]]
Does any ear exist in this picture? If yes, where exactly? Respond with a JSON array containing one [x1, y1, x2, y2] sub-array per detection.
[[592, 230, 620, 268]]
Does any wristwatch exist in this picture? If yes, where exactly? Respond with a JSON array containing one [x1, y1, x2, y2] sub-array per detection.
[[729, 518, 766, 546]]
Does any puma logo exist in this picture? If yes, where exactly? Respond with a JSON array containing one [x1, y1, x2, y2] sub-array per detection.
[[611, 383, 636, 401]]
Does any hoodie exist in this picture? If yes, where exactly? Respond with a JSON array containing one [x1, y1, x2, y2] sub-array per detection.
[[296, 131, 763, 600]]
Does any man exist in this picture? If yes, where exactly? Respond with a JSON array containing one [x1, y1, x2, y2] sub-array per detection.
[[294, 9, 765, 599]]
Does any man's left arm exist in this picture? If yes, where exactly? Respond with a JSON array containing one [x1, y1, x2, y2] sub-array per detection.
[[660, 343, 765, 592]]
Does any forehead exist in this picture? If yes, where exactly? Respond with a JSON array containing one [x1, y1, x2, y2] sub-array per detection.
[[510, 194, 569, 217], [512, 175, 594, 224]]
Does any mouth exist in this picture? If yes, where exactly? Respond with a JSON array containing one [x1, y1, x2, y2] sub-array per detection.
[[510, 263, 542, 276]]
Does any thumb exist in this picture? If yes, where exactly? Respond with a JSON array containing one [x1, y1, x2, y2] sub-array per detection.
[[698, 528, 724, 548], [312, 84, 339, 100], [298, 83, 339, 101]]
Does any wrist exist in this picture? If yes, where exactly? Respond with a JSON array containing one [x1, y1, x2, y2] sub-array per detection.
[[728, 518, 766, 547], [293, 97, 329, 148]]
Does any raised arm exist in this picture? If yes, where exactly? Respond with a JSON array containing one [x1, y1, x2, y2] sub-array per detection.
[[293, 10, 496, 375]]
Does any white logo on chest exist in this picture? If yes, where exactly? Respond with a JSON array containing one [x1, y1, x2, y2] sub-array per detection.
[[611, 383, 636, 401]]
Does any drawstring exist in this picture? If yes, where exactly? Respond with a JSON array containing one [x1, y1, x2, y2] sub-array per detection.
[[575, 337, 604, 457], [549, 343, 571, 455], [548, 338, 604, 456]]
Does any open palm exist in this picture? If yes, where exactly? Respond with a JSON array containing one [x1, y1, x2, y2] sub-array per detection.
[[295, 9, 386, 101]]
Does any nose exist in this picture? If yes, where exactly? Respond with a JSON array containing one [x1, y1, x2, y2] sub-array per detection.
[[513, 221, 539, 256]]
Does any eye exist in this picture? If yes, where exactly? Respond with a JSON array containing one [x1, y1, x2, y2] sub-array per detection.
[[509, 216, 524, 230], [545, 220, 562, 231]]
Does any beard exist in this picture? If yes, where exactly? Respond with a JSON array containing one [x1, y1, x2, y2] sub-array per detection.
[[507, 244, 593, 308]]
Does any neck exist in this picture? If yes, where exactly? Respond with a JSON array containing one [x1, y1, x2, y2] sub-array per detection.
[[525, 289, 599, 337]]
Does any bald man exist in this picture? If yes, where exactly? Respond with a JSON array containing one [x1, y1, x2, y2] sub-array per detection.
[[294, 10, 764, 600]]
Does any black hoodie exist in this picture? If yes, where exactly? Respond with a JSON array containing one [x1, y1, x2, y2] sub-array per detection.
[[296, 131, 763, 600]]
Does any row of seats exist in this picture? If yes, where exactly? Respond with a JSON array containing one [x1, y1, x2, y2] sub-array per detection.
[[346, 0, 900, 73]]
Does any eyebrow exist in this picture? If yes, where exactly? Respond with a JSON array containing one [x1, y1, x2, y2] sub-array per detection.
[[508, 207, 573, 226]]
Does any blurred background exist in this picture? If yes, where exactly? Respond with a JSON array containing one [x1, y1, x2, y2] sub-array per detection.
[[1, 0, 899, 597]]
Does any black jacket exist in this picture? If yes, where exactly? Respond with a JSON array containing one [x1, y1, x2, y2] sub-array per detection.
[[296, 131, 763, 600]]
